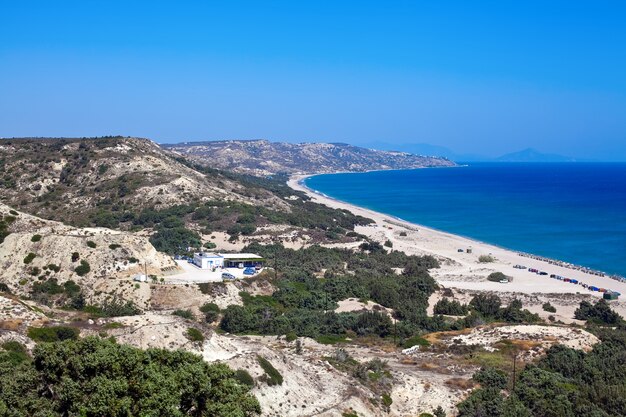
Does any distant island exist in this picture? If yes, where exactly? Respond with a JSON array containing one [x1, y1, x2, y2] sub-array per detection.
[[494, 148, 576, 162], [363, 141, 576, 163]]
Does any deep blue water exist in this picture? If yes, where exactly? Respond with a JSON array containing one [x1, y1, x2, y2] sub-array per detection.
[[306, 163, 626, 276]]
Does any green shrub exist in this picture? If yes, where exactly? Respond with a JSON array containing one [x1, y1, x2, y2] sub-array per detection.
[[47, 263, 61, 273], [86, 240, 97, 248], [31, 234, 42, 242], [0, 341, 30, 365], [102, 322, 124, 329], [234, 369, 255, 387], [487, 272, 508, 282], [402, 335, 431, 349], [200, 302, 220, 323], [478, 255, 495, 263], [74, 260, 91, 276], [71, 252, 80, 262], [173, 309, 194, 320], [433, 406, 446, 417], [8, 210, 18, 216], [23, 252, 36, 264], [109, 244, 121, 250], [257, 356, 283, 386], [31, 278, 64, 295], [384, 240, 393, 248], [186, 327, 204, 342], [27, 326, 79, 342], [84, 299, 141, 317], [542, 302, 557, 313]]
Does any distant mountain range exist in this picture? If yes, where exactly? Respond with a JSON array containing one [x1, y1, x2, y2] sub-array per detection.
[[164, 140, 455, 175], [363, 141, 577, 163]]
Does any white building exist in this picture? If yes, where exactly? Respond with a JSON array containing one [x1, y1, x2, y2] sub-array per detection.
[[192, 253, 224, 269], [133, 274, 148, 282], [192, 252, 265, 270]]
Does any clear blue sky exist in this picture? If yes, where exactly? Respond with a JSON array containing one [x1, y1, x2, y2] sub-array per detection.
[[1, 1, 625, 160]]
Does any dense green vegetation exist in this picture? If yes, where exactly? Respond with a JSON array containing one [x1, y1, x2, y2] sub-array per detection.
[[574, 299, 622, 325], [0, 337, 260, 416], [216, 243, 538, 345], [433, 298, 469, 315], [218, 243, 439, 343], [457, 300, 626, 417], [26, 326, 79, 342]]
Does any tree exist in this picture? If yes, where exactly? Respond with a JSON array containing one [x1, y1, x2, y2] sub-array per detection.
[[469, 294, 502, 317], [473, 367, 508, 390], [574, 299, 623, 325], [434, 298, 468, 315], [0, 337, 260, 416]]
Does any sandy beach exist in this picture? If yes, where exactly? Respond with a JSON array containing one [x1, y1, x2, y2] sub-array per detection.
[[288, 174, 626, 306]]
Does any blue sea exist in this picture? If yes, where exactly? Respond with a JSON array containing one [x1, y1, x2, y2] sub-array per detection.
[[305, 163, 626, 276]]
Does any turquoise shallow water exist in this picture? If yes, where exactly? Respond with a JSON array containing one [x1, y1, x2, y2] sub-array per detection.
[[305, 163, 626, 276]]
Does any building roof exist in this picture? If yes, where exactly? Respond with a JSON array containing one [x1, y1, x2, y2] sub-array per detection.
[[220, 253, 263, 259], [194, 252, 221, 258], [220, 253, 263, 260]]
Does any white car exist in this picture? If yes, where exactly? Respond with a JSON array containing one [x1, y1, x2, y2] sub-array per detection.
[[221, 272, 236, 280]]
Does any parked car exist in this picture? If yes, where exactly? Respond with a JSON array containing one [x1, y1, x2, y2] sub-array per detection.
[[513, 264, 527, 269], [243, 267, 256, 275], [499, 279, 509, 284], [539, 271, 548, 276], [221, 272, 236, 280]]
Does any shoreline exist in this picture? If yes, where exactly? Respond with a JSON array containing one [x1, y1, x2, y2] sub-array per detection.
[[288, 173, 626, 299]]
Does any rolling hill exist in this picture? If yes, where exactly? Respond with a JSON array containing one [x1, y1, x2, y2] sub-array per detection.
[[0, 136, 287, 226]]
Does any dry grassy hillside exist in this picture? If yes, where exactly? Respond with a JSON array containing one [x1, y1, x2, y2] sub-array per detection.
[[0, 203, 175, 308], [0, 136, 286, 226]]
